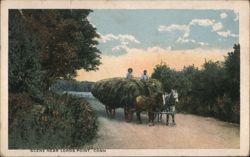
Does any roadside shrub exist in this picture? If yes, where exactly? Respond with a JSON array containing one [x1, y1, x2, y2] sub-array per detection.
[[9, 92, 97, 149], [176, 95, 239, 123], [213, 95, 239, 123]]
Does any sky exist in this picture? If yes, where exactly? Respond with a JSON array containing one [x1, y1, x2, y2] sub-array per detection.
[[76, 9, 239, 81]]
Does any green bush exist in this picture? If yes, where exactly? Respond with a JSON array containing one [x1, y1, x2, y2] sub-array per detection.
[[9, 92, 97, 149], [153, 44, 240, 124], [176, 95, 239, 123]]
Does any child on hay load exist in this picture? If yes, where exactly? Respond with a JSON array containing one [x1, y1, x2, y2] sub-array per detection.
[[126, 68, 133, 80], [140, 70, 149, 81]]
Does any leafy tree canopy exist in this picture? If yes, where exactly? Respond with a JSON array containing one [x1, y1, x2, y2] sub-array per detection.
[[9, 9, 101, 92]]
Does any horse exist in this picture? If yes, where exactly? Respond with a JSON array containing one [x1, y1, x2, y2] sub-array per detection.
[[125, 92, 163, 125], [157, 89, 178, 125]]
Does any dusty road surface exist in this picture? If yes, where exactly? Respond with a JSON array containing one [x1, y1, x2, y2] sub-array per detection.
[[71, 92, 240, 149]]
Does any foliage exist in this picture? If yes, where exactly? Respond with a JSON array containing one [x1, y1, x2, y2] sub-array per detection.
[[8, 9, 101, 148], [224, 44, 240, 101], [9, 92, 98, 149], [9, 9, 101, 90], [9, 10, 45, 96], [151, 63, 177, 93], [151, 44, 240, 123]]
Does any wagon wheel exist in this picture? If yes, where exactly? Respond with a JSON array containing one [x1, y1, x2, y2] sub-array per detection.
[[148, 112, 155, 123], [105, 106, 112, 118], [153, 112, 157, 120], [127, 109, 133, 122], [105, 106, 109, 116], [110, 108, 116, 118], [124, 105, 129, 121]]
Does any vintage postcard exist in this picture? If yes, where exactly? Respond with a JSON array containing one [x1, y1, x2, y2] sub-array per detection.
[[1, 0, 249, 156]]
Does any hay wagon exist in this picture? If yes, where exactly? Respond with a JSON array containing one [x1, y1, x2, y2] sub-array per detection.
[[91, 77, 164, 122]]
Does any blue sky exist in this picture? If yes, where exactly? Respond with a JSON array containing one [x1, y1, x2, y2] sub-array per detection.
[[89, 9, 239, 56]]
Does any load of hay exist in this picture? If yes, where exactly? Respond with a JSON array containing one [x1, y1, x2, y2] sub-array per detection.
[[91, 77, 163, 109]]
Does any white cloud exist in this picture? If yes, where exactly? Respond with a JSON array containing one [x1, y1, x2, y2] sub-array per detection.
[[158, 17, 239, 45], [233, 11, 239, 21], [98, 33, 140, 52], [112, 45, 129, 51], [212, 22, 223, 32], [118, 34, 140, 43], [216, 30, 238, 38], [121, 41, 129, 45], [158, 24, 187, 32], [99, 33, 140, 44], [190, 19, 215, 26], [85, 16, 97, 28], [176, 37, 208, 46], [167, 46, 172, 50], [176, 37, 189, 43], [220, 12, 228, 19], [99, 33, 116, 43], [197, 42, 209, 46], [158, 19, 217, 38], [190, 39, 196, 43]]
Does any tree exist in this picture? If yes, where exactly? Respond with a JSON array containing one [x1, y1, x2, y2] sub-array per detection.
[[8, 10, 100, 148], [195, 60, 225, 104], [9, 9, 101, 91], [224, 44, 240, 101], [176, 65, 199, 97], [151, 63, 177, 92], [151, 44, 240, 123], [9, 10, 44, 96]]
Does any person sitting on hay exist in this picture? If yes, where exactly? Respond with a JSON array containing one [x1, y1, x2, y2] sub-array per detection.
[[140, 70, 148, 81], [126, 68, 133, 80]]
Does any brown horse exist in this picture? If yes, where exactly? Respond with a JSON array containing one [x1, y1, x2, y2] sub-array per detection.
[[124, 92, 163, 125]]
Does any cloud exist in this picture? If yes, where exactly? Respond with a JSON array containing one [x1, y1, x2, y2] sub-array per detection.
[[216, 30, 238, 38], [99, 33, 140, 44], [159, 19, 215, 45], [233, 11, 239, 21], [176, 37, 189, 43], [176, 37, 209, 46], [212, 22, 223, 32], [158, 24, 188, 32], [76, 47, 231, 81], [112, 44, 129, 51], [86, 16, 97, 28], [158, 18, 238, 45], [98, 33, 140, 53], [158, 19, 217, 36], [167, 46, 172, 50], [197, 41, 209, 46], [189, 19, 215, 26], [220, 12, 228, 19]]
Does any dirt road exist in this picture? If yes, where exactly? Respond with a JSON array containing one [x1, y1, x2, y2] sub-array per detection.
[[72, 92, 239, 149]]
